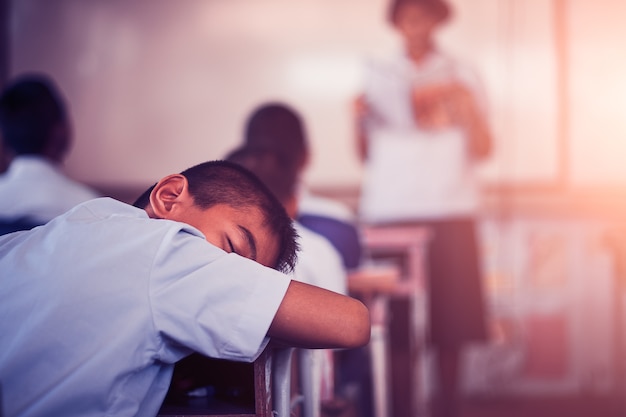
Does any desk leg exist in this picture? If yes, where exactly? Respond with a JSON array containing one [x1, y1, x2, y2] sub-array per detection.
[[369, 296, 390, 417], [388, 298, 415, 417], [273, 348, 295, 417]]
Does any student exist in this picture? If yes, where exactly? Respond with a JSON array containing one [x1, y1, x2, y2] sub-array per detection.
[[354, 1, 491, 416], [239, 106, 372, 417], [242, 102, 363, 270], [0, 160, 370, 417], [225, 147, 347, 417], [225, 146, 347, 295], [0, 141, 9, 174], [0, 73, 100, 227]]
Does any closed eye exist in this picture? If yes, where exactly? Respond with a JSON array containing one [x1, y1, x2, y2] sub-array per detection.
[[225, 227, 257, 261], [227, 237, 237, 254]]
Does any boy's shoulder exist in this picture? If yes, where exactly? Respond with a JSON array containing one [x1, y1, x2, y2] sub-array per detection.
[[61, 198, 204, 242]]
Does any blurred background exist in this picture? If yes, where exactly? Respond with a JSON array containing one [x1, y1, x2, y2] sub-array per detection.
[[2, 0, 626, 415], [9, 0, 626, 193]]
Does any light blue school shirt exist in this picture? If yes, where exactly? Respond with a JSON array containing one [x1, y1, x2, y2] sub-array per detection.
[[0, 197, 290, 417]]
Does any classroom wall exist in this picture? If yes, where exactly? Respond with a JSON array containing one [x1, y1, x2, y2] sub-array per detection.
[[7, 0, 626, 196]]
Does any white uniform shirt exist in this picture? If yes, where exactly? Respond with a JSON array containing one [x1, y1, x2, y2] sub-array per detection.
[[0, 155, 100, 223], [359, 51, 488, 223], [0, 198, 290, 417], [298, 187, 356, 224], [291, 221, 347, 295]]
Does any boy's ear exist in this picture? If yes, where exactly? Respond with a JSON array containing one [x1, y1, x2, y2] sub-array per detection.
[[148, 174, 189, 219]]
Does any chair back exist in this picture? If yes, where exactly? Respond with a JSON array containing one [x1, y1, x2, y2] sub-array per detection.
[[298, 214, 363, 269], [0, 218, 41, 236]]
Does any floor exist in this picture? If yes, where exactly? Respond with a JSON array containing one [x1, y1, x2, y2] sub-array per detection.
[[459, 394, 621, 417]]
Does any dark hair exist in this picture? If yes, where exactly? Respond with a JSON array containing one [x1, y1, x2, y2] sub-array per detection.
[[133, 160, 299, 273], [225, 146, 298, 206], [132, 184, 157, 210], [0, 73, 68, 155], [243, 102, 308, 173], [388, 0, 452, 25]]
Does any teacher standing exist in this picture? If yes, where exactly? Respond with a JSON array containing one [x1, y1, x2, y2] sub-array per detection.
[[354, 1, 492, 416]]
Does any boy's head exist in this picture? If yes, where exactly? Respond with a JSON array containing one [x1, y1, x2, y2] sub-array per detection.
[[225, 146, 299, 218], [0, 73, 71, 163], [243, 102, 309, 175], [133, 160, 299, 273]]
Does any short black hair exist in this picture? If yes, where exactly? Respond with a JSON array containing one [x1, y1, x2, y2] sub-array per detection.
[[388, 0, 452, 25], [243, 102, 308, 173], [0, 73, 68, 155], [133, 160, 299, 273]]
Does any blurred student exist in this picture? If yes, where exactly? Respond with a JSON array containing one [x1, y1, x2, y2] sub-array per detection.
[[0, 160, 370, 417], [0, 141, 9, 174], [243, 102, 363, 270], [226, 147, 347, 417], [226, 146, 347, 295], [354, 1, 492, 416], [0, 73, 99, 229]]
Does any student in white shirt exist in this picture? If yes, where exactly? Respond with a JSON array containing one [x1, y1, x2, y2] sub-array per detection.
[[0, 160, 370, 417], [242, 102, 363, 270], [0, 73, 99, 227]]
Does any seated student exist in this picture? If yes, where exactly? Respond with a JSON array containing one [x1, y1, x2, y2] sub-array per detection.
[[226, 147, 348, 417], [242, 102, 363, 270], [0, 160, 370, 417], [0, 73, 100, 229], [0, 141, 9, 174], [225, 147, 347, 300]]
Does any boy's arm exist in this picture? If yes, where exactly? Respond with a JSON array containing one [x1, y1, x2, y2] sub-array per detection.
[[267, 280, 370, 349]]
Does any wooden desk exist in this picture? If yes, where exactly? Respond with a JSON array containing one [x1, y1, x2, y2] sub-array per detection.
[[158, 349, 272, 417], [360, 224, 431, 293], [359, 224, 432, 417], [347, 263, 400, 417]]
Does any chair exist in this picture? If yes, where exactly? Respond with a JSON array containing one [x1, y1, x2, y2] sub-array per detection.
[[158, 349, 272, 417], [298, 214, 363, 270], [358, 224, 432, 417], [272, 347, 296, 417], [158, 346, 299, 417], [0, 218, 41, 235]]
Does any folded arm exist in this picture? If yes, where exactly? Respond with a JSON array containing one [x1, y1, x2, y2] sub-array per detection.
[[268, 280, 371, 349]]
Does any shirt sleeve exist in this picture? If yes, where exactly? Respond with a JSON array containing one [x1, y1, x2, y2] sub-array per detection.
[[148, 228, 291, 362]]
